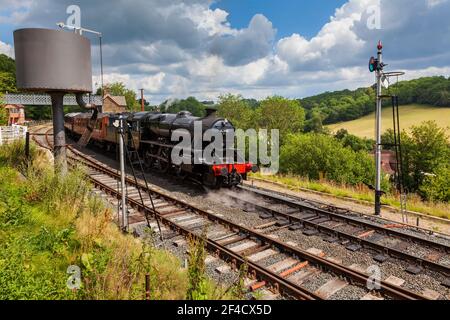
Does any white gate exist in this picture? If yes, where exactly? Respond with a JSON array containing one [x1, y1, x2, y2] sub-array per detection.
[[0, 125, 28, 145]]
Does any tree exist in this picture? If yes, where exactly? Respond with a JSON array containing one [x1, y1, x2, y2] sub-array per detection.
[[217, 94, 255, 130], [409, 121, 450, 191], [420, 164, 450, 202], [0, 94, 7, 125], [0, 54, 17, 94], [279, 133, 376, 186], [299, 76, 450, 126], [0, 72, 17, 93], [382, 121, 450, 198], [96, 82, 139, 111], [305, 108, 325, 133], [164, 97, 206, 117], [0, 54, 15, 74], [335, 129, 374, 152], [257, 96, 305, 143]]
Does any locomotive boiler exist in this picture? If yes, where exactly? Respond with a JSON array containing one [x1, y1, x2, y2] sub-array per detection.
[[65, 108, 257, 188]]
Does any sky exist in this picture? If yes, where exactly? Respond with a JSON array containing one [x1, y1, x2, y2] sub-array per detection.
[[1, 0, 450, 104]]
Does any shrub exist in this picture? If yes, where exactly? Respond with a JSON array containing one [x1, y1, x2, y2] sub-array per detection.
[[420, 165, 450, 203], [280, 133, 376, 186], [0, 139, 37, 170]]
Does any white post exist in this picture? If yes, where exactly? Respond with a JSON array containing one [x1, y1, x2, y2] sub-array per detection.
[[0, 127, 3, 146], [119, 118, 128, 231], [375, 41, 383, 216]]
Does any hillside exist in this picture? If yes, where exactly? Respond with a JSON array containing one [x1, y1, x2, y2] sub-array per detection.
[[300, 76, 450, 129], [327, 104, 450, 138]]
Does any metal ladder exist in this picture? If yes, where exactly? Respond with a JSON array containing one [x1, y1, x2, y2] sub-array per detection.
[[118, 122, 164, 240], [391, 95, 409, 224]]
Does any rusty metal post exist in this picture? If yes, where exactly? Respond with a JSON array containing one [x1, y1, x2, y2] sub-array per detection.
[[140, 89, 145, 112], [50, 92, 67, 175], [145, 274, 150, 300], [25, 131, 30, 163]]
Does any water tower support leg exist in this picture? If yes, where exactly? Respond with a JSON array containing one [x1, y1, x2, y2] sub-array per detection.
[[50, 92, 67, 175]]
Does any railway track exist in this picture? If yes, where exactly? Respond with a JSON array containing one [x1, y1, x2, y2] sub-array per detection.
[[28, 128, 430, 300], [226, 185, 450, 282]]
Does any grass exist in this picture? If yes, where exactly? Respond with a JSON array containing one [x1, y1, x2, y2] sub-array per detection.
[[251, 173, 450, 220], [0, 140, 241, 300], [327, 104, 450, 139]]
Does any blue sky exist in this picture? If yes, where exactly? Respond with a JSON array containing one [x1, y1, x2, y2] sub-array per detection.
[[1, 0, 450, 103], [211, 0, 348, 40]]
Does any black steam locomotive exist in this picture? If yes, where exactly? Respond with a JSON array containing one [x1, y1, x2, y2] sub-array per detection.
[[64, 108, 257, 188]]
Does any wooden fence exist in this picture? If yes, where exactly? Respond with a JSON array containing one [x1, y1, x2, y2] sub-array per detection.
[[0, 125, 28, 145]]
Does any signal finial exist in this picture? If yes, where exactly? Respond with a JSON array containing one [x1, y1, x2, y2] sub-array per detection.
[[377, 40, 383, 50]]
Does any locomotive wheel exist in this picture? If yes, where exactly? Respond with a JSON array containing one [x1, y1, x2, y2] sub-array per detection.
[[175, 166, 188, 179], [157, 147, 171, 173], [143, 149, 155, 169], [157, 160, 170, 173], [203, 174, 223, 189]]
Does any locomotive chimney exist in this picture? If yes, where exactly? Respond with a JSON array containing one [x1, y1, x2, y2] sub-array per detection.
[[205, 107, 217, 117]]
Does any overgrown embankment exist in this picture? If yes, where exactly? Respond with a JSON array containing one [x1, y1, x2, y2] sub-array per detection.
[[0, 141, 238, 300], [250, 173, 450, 220]]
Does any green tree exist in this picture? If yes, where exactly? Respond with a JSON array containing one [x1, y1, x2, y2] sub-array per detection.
[[280, 133, 376, 186], [0, 54, 15, 74], [382, 121, 450, 198], [163, 97, 206, 117], [0, 72, 17, 93], [305, 108, 325, 133], [335, 129, 374, 152], [257, 96, 305, 143], [409, 121, 450, 191], [97, 82, 139, 111], [0, 94, 7, 125], [420, 164, 450, 203], [217, 94, 255, 129]]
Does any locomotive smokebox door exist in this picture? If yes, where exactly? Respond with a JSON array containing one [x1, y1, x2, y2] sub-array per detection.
[[13, 28, 93, 174]]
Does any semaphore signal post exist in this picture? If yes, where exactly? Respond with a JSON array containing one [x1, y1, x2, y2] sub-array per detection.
[[369, 41, 406, 218]]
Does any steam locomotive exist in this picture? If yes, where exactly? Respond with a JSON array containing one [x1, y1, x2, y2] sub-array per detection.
[[64, 108, 257, 188]]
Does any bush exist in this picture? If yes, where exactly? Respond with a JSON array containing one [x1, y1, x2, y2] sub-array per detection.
[[0, 140, 37, 170], [420, 165, 450, 203], [0, 152, 191, 300], [280, 133, 376, 187], [382, 121, 450, 199]]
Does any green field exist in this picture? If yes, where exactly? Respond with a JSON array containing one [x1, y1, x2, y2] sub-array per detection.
[[327, 105, 450, 138]]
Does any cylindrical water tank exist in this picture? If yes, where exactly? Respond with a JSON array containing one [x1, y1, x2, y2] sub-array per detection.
[[14, 28, 93, 93]]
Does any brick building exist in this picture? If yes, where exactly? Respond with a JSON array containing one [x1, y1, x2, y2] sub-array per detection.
[[3, 104, 26, 125], [102, 94, 127, 113]]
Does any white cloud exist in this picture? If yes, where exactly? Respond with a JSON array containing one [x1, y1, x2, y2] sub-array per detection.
[[276, 0, 372, 71], [427, 0, 448, 7], [0, 40, 14, 58], [1, 0, 450, 103]]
